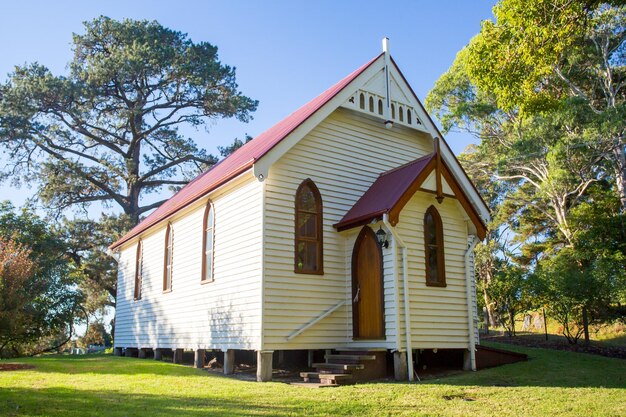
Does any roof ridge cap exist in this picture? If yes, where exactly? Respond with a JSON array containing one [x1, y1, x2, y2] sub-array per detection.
[[380, 152, 435, 177]]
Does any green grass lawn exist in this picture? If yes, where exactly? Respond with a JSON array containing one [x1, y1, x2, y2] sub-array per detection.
[[1, 343, 625, 417]]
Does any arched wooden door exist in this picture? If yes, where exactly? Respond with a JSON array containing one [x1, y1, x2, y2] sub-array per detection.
[[352, 227, 385, 339]]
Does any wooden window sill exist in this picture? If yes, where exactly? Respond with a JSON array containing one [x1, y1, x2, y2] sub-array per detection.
[[425, 282, 447, 288], [162, 289, 172, 294], [200, 279, 215, 285], [294, 269, 324, 275]]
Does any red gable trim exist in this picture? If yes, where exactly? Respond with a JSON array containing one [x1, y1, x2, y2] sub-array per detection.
[[334, 153, 487, 240], [334, 154, 436, 231], [390, 56, 490, 218], [110, 54, 383, 250]]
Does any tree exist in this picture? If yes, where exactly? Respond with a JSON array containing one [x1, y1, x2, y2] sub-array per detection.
[[463, 2, 626, 212], [79, 321, 112, 348], [0, 16, 258, 224], [488, 264, 533, 337], [0, 202, 80, 357], [427, 1, 626, 340], [218, 135, 253, 159]]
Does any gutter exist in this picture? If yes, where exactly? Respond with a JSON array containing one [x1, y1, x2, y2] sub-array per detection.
[[382, 213, 414, 381], [464, 235, 479, 371]]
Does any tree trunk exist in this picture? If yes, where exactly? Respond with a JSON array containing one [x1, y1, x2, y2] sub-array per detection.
[[613, 141, 626, 213], [582, 307, 590, 345], [483, 288, 497, 327]]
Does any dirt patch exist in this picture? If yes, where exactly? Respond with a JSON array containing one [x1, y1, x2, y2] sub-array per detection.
[[483, 334, 626, 360], [0, 364, 35, 372]]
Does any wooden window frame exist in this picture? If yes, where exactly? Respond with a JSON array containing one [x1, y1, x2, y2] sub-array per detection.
[[201, 201, 215, 284], [133, 240, 143, 300], [163, 223, 173, 293], [294, 179, 324, 275], [424, 205, 446, 287]]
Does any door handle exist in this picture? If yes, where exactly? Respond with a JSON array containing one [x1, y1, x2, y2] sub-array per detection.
[[353, 286, 360, 303]]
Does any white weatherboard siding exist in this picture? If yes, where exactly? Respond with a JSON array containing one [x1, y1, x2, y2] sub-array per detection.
[[115, 174, 263, 350], [262, 108, 432, 350], [395, 191, 471, 349]]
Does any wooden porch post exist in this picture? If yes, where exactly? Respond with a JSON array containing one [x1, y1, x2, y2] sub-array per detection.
[[194, 349, 205, 368], [393, 351, 408, 381], [173, 348, 184, 364]]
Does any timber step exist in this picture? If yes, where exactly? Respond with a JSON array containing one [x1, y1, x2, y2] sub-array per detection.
[[325, 354, 377, 362], [300, 372, 353, 385], [298, 349, 386, 386], [311, 362, 364, 371]]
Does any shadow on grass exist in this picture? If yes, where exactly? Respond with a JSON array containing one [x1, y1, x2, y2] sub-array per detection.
[[10, 346, 626, 390], [12, 354, 206, 377], [0, 386, 323, 417], [430, 342, 626, 389]]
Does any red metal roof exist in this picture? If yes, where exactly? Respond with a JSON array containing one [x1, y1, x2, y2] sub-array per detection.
[[334, 153, 436, 231], [110, 54, 382, 250]]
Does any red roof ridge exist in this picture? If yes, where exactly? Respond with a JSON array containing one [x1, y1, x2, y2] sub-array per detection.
[[110, 53, 383, 250], [379, 153, 435, 177]]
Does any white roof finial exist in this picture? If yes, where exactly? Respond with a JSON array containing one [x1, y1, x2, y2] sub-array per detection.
[[382, 37, 390, 54]]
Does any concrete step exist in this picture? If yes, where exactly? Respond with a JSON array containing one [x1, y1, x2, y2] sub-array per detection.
[[325, 354, 377, 362], [300, 372, 353, 385], [312, 362, 365, 371]]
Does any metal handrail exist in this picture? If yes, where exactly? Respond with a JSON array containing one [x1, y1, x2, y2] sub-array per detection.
[[286, 299, 347, 341]]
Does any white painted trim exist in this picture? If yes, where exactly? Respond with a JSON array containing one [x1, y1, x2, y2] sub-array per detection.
[[286, 300, 347, 341], [390, 222, 402, 353], [387, 62, 491, 225], [113, 168, 257, 253], [383, 213, 414, 382], [259, 178, 267, 350], [464, 235, 479, 371], [253, 56, 386, 179]]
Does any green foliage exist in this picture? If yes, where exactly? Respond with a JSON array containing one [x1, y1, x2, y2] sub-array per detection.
[[0, 16, 258, 223], [428, 1, 626, 338], [217, 134, 253, 159], [0, 202, 80, 357], [488, 264, 533, 336], [533, 247, 623, 343], [79, 321, 112, 348]]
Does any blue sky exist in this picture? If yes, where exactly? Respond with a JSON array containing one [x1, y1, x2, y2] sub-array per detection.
[[0, 0, 495, 211]]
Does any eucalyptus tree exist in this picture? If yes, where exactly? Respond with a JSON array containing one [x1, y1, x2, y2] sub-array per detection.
[[426, 1, 625, 340]]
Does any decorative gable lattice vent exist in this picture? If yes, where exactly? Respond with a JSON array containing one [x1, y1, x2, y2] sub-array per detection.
[[343, 89, 424, 128]]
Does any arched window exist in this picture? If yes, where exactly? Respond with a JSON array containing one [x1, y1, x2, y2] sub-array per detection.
[[391, 104, 396, 119], [359, 93, 365, 109], [378, 99, 383, 115], [424, 206, 445, 286], [134, 240, 143, 300], [163, 223, 174, 292], [201, 201, 215, 283], [407, 109, 412, 124], [295, 179, 323, 274], [369, 96, 374, 112], [399, 106, 404, 122]]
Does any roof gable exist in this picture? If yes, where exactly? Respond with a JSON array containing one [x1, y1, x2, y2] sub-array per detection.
[[334, 152, 487, 239], [111, 50, 490, 250], [334, 154, 436, 231], [111, 54, 382, 250]]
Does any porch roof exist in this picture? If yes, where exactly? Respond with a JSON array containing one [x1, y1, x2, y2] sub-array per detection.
[[334, 153, 436, 231]]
